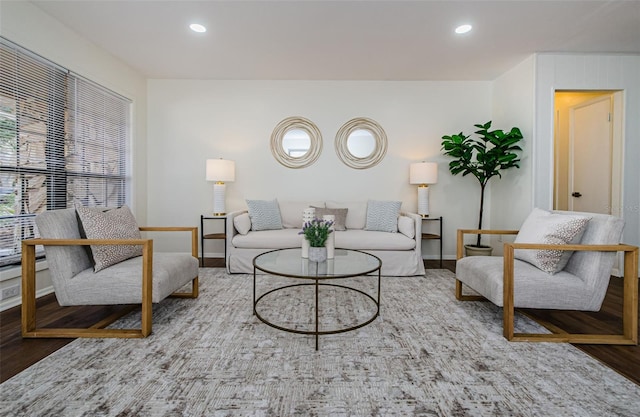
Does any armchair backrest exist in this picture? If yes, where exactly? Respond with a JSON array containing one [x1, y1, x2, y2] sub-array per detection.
[[557, 210, 624, 308], [35, 208, 93, 304]]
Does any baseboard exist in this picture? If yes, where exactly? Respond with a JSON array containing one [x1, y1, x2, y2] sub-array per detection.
[[0, 285, 54, 312]]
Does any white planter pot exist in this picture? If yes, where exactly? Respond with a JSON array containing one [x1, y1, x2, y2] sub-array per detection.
[[308, 246, 328, 263]]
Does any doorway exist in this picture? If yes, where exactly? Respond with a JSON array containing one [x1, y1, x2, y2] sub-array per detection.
[[553, 90, 623, 216]]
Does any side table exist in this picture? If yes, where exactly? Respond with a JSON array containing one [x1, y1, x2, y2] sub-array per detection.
[[421, 216, 443, 268], [200, 215, 227, 267]]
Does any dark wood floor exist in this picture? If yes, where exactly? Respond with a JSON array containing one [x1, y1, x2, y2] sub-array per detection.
[[1, 259, 638, 385]]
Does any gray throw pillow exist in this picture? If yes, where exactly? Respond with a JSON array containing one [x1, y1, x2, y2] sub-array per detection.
[[364, 200, 401, 233], [246, 199, 283, 231], [311, 207, 348, 231], [514, 208, 591, 274], [76, 205, 143, 272]]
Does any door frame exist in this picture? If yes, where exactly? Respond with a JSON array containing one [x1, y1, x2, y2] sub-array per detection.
[[554, 90, 624, 218], [567, 94, 613, 213]]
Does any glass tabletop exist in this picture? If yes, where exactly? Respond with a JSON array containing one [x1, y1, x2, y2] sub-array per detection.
[[253, 248, 381, 279]]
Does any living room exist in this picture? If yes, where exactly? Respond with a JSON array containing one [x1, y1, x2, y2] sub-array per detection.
[[1, 1, 639, 415]]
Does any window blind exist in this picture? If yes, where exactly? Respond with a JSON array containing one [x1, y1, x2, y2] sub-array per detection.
[[0, 37, 131, 267]]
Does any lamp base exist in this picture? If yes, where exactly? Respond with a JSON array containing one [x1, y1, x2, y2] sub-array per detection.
[[213, 182, 226, 216], [417, 185, 430, 217]]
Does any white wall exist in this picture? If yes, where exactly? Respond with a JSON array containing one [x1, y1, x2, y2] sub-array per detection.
[[534, 54, 640, 256], [147, 80, 493, 258], [487, 56, 536, 252], [0, 1, 148, 310]]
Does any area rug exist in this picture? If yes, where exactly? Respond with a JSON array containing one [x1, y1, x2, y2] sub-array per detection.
[[1, 269, 638, 416]]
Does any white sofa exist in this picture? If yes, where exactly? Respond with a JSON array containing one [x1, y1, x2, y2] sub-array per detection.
[[226, 200, 425, 276]]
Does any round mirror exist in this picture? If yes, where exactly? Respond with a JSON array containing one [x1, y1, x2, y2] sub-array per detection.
[[282, 129, 311, 158], [270, 117, 322, 169], [346, 129, 376, 158], [335, 118, 387, 169]]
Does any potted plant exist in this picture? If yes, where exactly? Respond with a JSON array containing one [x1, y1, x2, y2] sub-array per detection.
[[299, 218, 334, 262], [441, 121, 523, 255]]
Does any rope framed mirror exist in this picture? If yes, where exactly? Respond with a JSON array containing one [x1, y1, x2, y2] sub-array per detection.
[[270, 116, 323, 169], [335, 117, 387, 169]]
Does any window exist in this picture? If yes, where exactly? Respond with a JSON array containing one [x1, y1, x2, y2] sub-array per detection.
[[0, 37, 131, 267]]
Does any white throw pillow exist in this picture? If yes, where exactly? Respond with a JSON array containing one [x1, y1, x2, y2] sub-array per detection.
[[398, 215, 415, 239], [364, 200, 401, 233], [246, 199, 283, 231], [514, 208, 591, 274], [76, 205, 143, 272], [234, 213, 252, 235]]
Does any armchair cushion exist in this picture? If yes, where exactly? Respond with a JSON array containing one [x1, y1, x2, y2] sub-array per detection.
[[76, 205, 143, 272], [514, 208, 591, 274]]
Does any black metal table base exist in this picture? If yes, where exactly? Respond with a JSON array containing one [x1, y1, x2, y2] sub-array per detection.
[[253, 275, 381, 350]]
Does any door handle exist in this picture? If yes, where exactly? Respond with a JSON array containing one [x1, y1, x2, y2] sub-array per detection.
[[572, 192, 582, 198]]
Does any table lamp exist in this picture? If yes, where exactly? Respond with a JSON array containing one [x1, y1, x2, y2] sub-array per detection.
[[409, 162, 438, 217], [206, 158, 235, 215]]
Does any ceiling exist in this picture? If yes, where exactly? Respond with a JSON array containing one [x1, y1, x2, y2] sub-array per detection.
[[32, 0, 640, 81]]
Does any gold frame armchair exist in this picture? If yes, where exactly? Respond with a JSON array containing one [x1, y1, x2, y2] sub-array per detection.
[[21, 209, 199, 339], [455, 211, 638, 345]]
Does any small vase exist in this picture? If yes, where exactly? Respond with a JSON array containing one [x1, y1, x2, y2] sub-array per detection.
[[308, 246, 327, 263], [302, 238, 310, 258]]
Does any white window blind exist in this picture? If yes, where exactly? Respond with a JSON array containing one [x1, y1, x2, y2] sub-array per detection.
[[0, 37, 131, 267]]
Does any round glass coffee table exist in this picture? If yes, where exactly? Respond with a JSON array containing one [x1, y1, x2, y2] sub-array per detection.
[[253, 248, 382, 350]]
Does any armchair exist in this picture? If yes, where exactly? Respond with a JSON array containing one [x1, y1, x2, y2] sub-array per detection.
[[21, 208, 199, 338], [455, 209, 638, 345]]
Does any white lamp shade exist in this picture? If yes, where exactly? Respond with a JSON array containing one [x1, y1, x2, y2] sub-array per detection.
[[409, 162, 438, 185], [206, 159, 235, 182]]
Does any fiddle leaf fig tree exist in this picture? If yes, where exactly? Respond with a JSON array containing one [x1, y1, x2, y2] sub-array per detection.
[[441, 121, 523, 248]]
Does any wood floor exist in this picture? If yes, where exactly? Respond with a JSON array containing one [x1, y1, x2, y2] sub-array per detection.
[[1, 259, 638, 386]]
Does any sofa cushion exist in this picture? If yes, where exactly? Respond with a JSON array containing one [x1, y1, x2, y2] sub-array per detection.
[[76, 205, 143, 272], [326, 201, 367, 230], [232, 228, 302, 249], [311, 207, 348, 231], [364, 200, 401, 233], [514, 208, 591, 274], [234, 213, 252, 235], [246, 199, 283, 231], [334, 230, 415, 250], [279, 200, 326, 228]]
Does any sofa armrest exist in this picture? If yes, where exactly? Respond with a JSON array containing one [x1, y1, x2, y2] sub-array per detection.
[[400, 212, 423, 254], [226, 209, 248, 244]]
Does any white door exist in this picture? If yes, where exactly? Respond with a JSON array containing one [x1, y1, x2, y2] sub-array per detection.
[[569, 96, 612, 214]]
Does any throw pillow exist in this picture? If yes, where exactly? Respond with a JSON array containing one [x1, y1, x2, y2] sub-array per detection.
[[398, 215, 415, 239], [234, 213, 252, 235], [76, 205, 143, 272], [246, 199, 283, 231], [514, 208, 591, 274], [311, 206, 348, 231], [364, 200, 401, 233]]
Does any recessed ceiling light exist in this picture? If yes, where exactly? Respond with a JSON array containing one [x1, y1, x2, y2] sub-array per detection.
[[190, 23, 207, 33], [455, 24, 472, 34]]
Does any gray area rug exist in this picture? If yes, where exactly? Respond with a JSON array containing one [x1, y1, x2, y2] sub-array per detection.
[[1, 269, 639, 416]]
